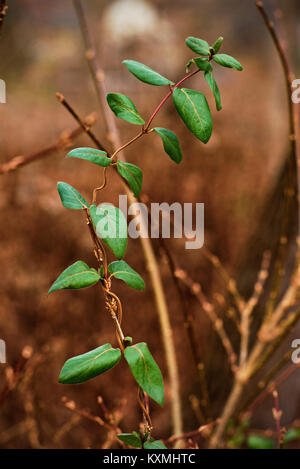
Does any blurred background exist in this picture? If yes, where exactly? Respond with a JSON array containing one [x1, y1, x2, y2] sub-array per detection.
[[0, 0, 299, 448]]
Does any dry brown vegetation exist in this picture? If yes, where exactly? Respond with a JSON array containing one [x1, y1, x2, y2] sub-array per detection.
[[0, 0, 299, 449]]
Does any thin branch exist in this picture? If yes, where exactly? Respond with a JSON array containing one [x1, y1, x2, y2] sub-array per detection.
[[165, 419, 219, 444], [247, 362, 299, 415], [0, 112, 98, 175], [239, 250, 271, 367], [272, 390, 283, 448], [240, 350, 291, 414], [0, 345, 33, 408], [159, 238, 211, 420], [0, 0, 7, 37], [202, 248, 245, 316], [56, 93, 106, 151], [175, 269, 238, 373]]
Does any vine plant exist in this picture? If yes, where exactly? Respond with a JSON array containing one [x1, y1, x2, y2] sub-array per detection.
[[48, 36, 242, 448]]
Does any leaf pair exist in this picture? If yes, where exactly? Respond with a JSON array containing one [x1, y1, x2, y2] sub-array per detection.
[[59, 341, 164, 407], [57, 147, 112, 210], [117, 432, 166, 449], [48, 259, 144, 293], [57, 181, 128, 259], [185, 35, 243, 71]]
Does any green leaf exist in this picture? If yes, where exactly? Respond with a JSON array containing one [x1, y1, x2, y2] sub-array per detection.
[[48, 261, 100, 293], [117, 432, 142, 448], [204, 71, 222, 111], [123, 60, 173, 86], [185, 36, 210, 56], [247, 435, 274, 449], [153, 127, 182, 164], [59, 344, 121, 384], [212, 36, 223, 53], [57, 182, 89, 210], [283, 428, 300, 445], [108, 260, 145, 291], [106, 93, 145, 125], [124, 336, 133, 345], [213, 53, 243, 71], [67, 147, 111, 167], [144, 440, 167, 449], [124, 342, 164, 406], [90, 204, 127, 259], [193, 57, 213, 72], [116, 161, 143, 197], [173, 87, 212, 144]]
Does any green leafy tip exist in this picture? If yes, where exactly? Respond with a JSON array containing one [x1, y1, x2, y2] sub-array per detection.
[[123, 60, 174, 86], [193, 57, 213, 72], [90, 204, 127, 259], [247, 435, 274, 450], [144, 440, 167, 449], [117, 161, 143, 197], [173, 87, 212, 144], [154, 127, 182, 164], [124, 342, 164, 406], [57, 182, 89, 210], [59, 344, 121, 384], [67, 148, 111, 167], [106, 93, 145, 125], [48, 260, 100, 293], [212, 53, 243, 71], [204, 71, 222, 111], [212, 36, 223, 53], [185, 36, 210, 56], [117, 432, 142, 448], [108, 260, 145, 291]]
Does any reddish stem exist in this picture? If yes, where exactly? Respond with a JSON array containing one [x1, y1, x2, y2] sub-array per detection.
[[145, 68, 201, 131], [272, 390, 282, 449]]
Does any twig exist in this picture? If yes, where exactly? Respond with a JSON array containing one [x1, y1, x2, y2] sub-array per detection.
[[56, 93, 106, 151], [202, 248, 245, 317], [0, 0, 7, 37], [247, 361, 299, 415], [239, 251, 271, 367], [166, 419, 219, 444], [62, 396, 125, 447], [0, 112, 98, 174], [73, 0, 183, 438], [0, 345, 33, 408], [240, 350, 291, 414], [159, 239, 211, 419], [272, 390, 283, 448], [175, 269, 238, 373]]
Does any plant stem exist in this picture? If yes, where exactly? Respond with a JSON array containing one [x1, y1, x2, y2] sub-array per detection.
[[145, 68, 200, 131], [272, 390, 282, 448], [56, 93, 106, 151], [0, 0, 7, 37], [159, 238, 211, 420], [73, 0, 184, 439], [110, 129, 144, 161], [0, 112, 98, 175], [209, 379, 243, 448]]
